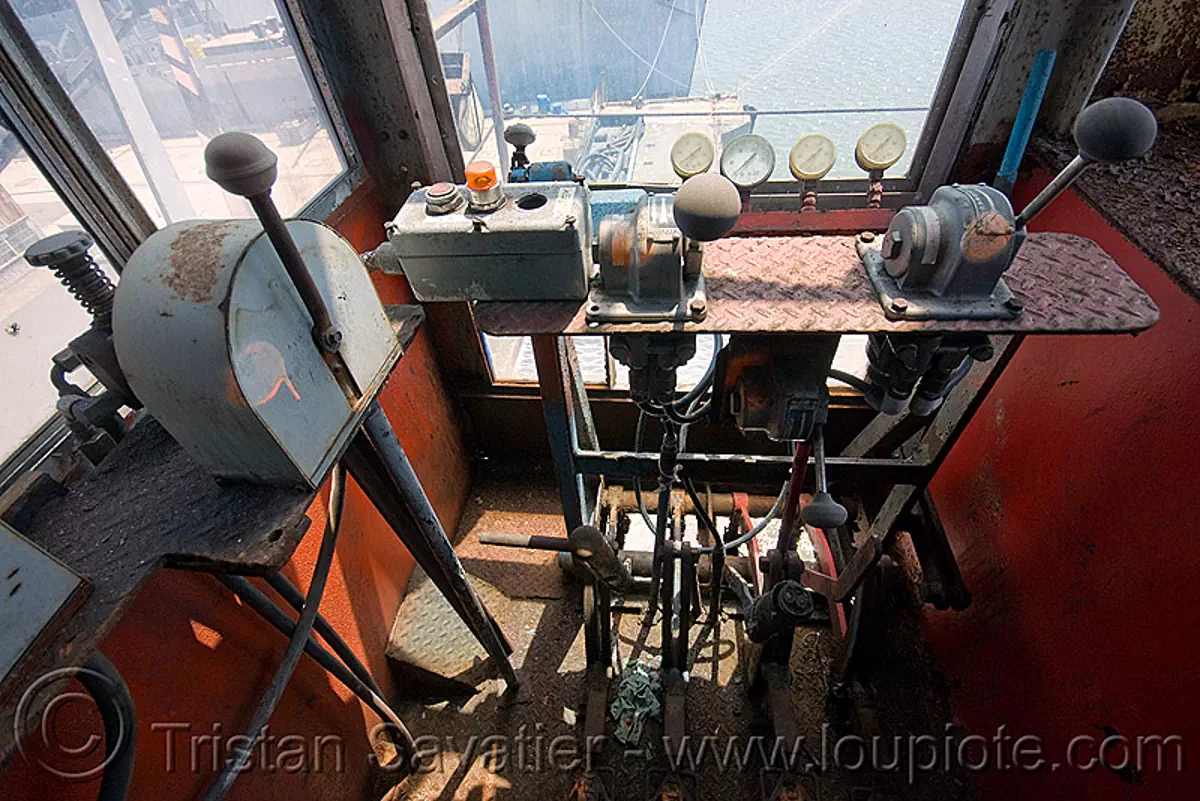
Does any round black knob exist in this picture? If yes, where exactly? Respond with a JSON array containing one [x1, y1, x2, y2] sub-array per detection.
[[205, 132, 278, 197], [673, 173, 741, 242], [801, 491, 848, 529], [504, 123, 536, 149], [1074, 97, 1158, 164]]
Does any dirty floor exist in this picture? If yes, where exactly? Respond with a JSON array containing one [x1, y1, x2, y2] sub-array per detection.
[[383, 466, 973, 801]]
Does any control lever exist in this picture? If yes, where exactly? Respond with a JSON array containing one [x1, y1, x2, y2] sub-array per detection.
[[1014, 97, 1157, 228], [205, 132, 359, 398], [801, 426, 848, 529], [859, 97, 1158, 322], [673, 173, 742, 242]]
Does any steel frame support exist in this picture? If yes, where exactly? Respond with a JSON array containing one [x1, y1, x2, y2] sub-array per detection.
[[343, 402, 519, 689], [532, 334, 1024, 606]]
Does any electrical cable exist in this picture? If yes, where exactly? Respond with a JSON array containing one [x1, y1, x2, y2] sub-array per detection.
[[78, 651, 136, 801], [264, 572, 385, 699], [203, 463, 346, 801], [827, 368, 871, 394], [217, 575, 416, 759], [634, 0, 678, 99], [586, 0, 689, 89]]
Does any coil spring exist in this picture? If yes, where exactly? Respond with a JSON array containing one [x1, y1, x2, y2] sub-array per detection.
[[50, 251, 115, 328]]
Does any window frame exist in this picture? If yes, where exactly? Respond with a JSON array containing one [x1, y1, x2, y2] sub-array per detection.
[[454, 0, 1017, 388], [0, 0, 364, 494]]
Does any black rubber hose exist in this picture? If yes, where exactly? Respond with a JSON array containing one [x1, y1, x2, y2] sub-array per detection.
[[264, 572, 385, 699], [828, 368, 871, 394], [217, 575, 415, 758], [203, 464, 346, 801], [78, 651, 136, 801]]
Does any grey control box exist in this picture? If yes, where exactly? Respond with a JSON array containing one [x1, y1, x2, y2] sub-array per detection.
[[386, 181, 593, 301]]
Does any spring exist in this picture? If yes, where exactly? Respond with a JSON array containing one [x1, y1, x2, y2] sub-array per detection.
[[50, 251, 115, 328]]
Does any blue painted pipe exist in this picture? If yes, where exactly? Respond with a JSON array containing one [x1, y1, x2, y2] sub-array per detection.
[[995, 49, 1057, 195]]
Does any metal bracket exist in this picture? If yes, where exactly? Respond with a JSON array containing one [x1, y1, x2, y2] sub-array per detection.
[[586, 273, 707, 324], [861, 248, 1020, 322]]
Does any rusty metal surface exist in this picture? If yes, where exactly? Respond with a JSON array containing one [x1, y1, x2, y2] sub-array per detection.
[[474, 232, 1159, 335]]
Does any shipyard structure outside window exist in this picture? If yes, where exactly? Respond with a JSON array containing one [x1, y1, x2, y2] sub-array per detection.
[[425, 0, 969, 384], [2, 0, 349, 470]]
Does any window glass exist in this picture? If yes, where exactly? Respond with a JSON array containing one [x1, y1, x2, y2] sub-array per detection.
[[428, 0, 966, 184], [0, 131, 108, 461], [14, 0, 346, 223]]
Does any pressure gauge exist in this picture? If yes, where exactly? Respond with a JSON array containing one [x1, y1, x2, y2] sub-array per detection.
[[720, 134, 776, 191], [670, 132, 715, 179], [855, 122, 907, 171], [788, 133, 837, 181]]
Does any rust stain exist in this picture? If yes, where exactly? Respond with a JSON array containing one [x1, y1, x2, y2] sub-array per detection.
[[163, 221, 240, 303], [960, 211, 1014, 262]]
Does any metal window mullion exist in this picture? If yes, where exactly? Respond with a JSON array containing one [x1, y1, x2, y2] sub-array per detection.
[[0, 3, 155, 268]]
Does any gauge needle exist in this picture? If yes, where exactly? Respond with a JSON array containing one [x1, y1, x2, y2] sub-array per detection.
[[736, 153, 758, 173]]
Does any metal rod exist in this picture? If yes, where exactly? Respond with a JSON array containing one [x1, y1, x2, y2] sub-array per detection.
[[474, 0, 508, 168], [1014, 155, 1089, 228], [505, 106, 929, 120], [575, 450, 922, 485], [248, 193, 336, 340], [353, 401, 519, 688], [813, 427, 829, 494], [775, 442, 811, 556]]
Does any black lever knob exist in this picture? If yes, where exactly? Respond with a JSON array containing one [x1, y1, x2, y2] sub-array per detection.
[[673, 173, 741, 242], [503, 123, 536, 149], [204, 131, 278, 198], [1016, 98, 1157, 228], [802, 491, 848, 530], [1074, 97, 1158, 164]]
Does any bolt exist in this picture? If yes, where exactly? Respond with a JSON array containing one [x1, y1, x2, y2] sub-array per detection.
[[317, 326, 343, 352], [689, 296, 706, 315], [890, 297, 909, 315], [1004, 295, 1025, 313], [472, 218, 486, 231], [858, 231, 876, 243], [564, 215, 576, 228]]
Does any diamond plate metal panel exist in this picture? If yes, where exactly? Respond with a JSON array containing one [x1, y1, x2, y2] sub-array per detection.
[[473, 232, 1159, 335]]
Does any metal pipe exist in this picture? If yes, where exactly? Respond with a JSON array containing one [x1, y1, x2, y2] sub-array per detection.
[[612, 489, 777, 517], [474, 0, 508, 168], [358, 401, 519, 689], [994, 49, 1056, 195]]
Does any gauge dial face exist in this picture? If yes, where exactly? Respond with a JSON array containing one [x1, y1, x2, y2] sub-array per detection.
[[788, 133, 837, 181], [855, 122, 907, 172], [670, 132, 715, 179], [720, 134, 776, 190]]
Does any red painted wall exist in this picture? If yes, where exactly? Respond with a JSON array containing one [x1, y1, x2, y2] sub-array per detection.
[[0, 182, 472, 800], [926, 169, 1199, 797]]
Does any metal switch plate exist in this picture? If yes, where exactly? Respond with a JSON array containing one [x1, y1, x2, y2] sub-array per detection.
[[1, 520, 89, 683]]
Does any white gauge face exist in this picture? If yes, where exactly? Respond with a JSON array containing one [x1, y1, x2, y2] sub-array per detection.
[[855, 122, 907, 172], [670, 132, 715, 179], [720, 134, 776, 190], [789, 133, 837, 181]]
